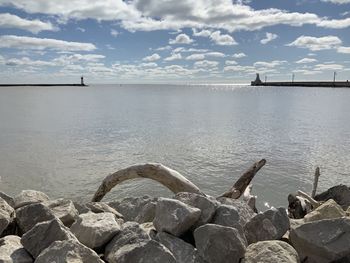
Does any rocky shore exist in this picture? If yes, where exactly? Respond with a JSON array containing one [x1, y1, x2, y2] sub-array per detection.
[[0, 186, 349, 263]]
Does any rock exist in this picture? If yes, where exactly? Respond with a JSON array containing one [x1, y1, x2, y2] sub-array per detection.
[[35, 240, 103, 263], [70, 212, 120, 249], [157, 231, 196, 263], [315, 184, 350, 210], [194, 224, 246, 263], [175, 192, 217, 227], [304, 199, 346, 222], [0, 192, 15, 208], [242, 240, 299, 263], [16, 203, 56, 233], [153, 198, 201, 237], [107, 239, 176, 263], [290, 217, 350, 263], [0, 197, 14, 235], [347, 206, 350, 216], [108, 196, 157, 223], [244, 207, 290, 244], [44, 199, 79, 227], [105, 221, 151, 261], [73, 202, 91, 214], [14, 190, 49, 209], [21, 218, 77, 258], [0, 235, 33, 263], [140, 222, 157, 239], [211, 205, 244, 236], [216, 197, 256, 226], [85, 202, 123, 218]]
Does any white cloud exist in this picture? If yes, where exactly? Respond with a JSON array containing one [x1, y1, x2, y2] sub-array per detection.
[[192, 28, 212, 37], [321, 0, 350, 4], [233, 53, 246, 58], [194, 60, 219, 68], [225, 60, 238, 65], [295, 58, 318, 64], [164, 53, 182, 61], [0, 13, 56, 33], [317, 17, 350, 29], [186, 51, 225, 60], [186, 54, 205, 60], [5, 57, 56, 67], [260, 32, 278, 44], [337, 46, 350, 53], [169, 34, 194, 44], [314, 63, 344, 71], [142, 53, 161, 61], [154, 45, 172, 51], [254, 60, 287, 68], [53, 54, 105, 65], [210, 31, 237, 46], [111, 29, 119, 37], [287, 35, 342, 51]]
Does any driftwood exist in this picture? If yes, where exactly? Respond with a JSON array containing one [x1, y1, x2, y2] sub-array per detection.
[[297, 190, 321, 208], [92, 163, 203, 202], [219, 159, 266, 199], [243, 184, 258, 213], [311, 167, 320, 198]]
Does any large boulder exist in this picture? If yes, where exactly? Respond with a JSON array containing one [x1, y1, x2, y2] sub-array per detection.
[[107, 239, 176, 263], [105, 221, 151, 261], [211, 205, 244, 236], [194, 224, 247, 263], [304, 199, 346, 222], [175, 192, 218, 227], [44, 199, 79, 227], [290, 217, 350, 263], [14, 190, 49, 209], [0, 235, 33, 263], [242, 240, 299, 263], [70, 212, 120, 249], [0, 192, 15, 208], [315, 185, 350, 209], [153, 198, 201, 236], [156, 232, 196, 263], [108, 196, 157, 223], [85, 202, 123, 219], [216, 197, 256, 226], [16, 203, 56, 233], [35, 240, 103, 263], [73, 202, 91, 214], [0, 197, 14, 235], [244, 207, 289, 244], [21, 218, 77, 258]]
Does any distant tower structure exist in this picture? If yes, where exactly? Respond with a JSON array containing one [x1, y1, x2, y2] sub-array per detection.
[[81, 76, 84, 86], [251, 73, 263, 85]]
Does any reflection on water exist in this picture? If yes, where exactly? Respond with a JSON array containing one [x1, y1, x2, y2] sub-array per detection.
[[0, 84, 349, 209]]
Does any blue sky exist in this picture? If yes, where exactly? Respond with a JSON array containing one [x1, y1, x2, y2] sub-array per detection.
[[0, 0, 349, 84]]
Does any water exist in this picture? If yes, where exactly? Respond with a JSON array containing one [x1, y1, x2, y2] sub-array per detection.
[[0, 84, 349, 210]]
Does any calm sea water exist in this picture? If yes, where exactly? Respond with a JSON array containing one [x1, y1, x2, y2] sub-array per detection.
[[0, 84, 349, 209]]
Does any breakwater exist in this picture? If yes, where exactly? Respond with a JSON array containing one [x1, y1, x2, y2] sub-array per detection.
[[0, 84, 87, 87]]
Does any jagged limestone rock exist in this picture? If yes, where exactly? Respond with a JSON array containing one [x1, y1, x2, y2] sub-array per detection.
[[85, 202, 123, 219], [194, 224, 247, 263], [0, 235, 33, 263], [35, 240, 103, 263], [211, 204, 244, 236], [14, 190, 49, 209], [0, 192, 15, 208], [44, 199, 79, 227], [70, 212, 120, 249], [0, 197, 14, 236], [153, 198, 201, 237], [304, 199, 346, 222]]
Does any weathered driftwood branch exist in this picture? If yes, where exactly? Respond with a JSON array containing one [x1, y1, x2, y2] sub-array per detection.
[[243, 184, 258, 213], [219, 159, 266, 199], [92, 163, 203, 202], [297, 190, 321, 208], [311, 167, 320, 198]]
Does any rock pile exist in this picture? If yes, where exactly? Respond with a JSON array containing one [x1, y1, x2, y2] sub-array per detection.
[[0, 187, 349, 263]]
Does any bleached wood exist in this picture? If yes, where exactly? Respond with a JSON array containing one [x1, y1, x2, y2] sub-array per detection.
[[311, 167, 320, 198]]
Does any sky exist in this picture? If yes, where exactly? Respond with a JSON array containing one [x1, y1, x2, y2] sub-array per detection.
[[0, 0, 350, 84]]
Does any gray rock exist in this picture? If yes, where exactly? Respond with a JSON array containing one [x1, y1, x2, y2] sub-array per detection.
[[44, 199, 79, 227], [175, 192, 218, 227], [194, 224, 247, 263], [134, 201, 157, 223], [105, 221, 151, 261], [243, 240, 299, 263], [290, 217, 350, 263], [244, 207, 290, 244], [70, 212, 120, 249], [315, 184, 350, 210], [108, 196, 157, 222], [73, 202, 91, 214], [35, 240, 103, 263], [157, 232, 196, 263], [216, 197, 256, 226], [304, 199, 346, 223], [85, 202, 123, 218], [107, 239, 176, 263], [0, 235, 33, 263], [0, 197, 14, 235], [0, 192, 15, 208], [140, 222, 157, 239], [21, 218, 76, 258], [14, 190, 49, 209], [153, 198, 201, 236], [211, 205, 244, 236], [16, 203, 56, 233]]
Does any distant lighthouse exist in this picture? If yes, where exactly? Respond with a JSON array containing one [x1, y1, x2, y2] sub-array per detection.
[[80, 76, 85, 86]]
